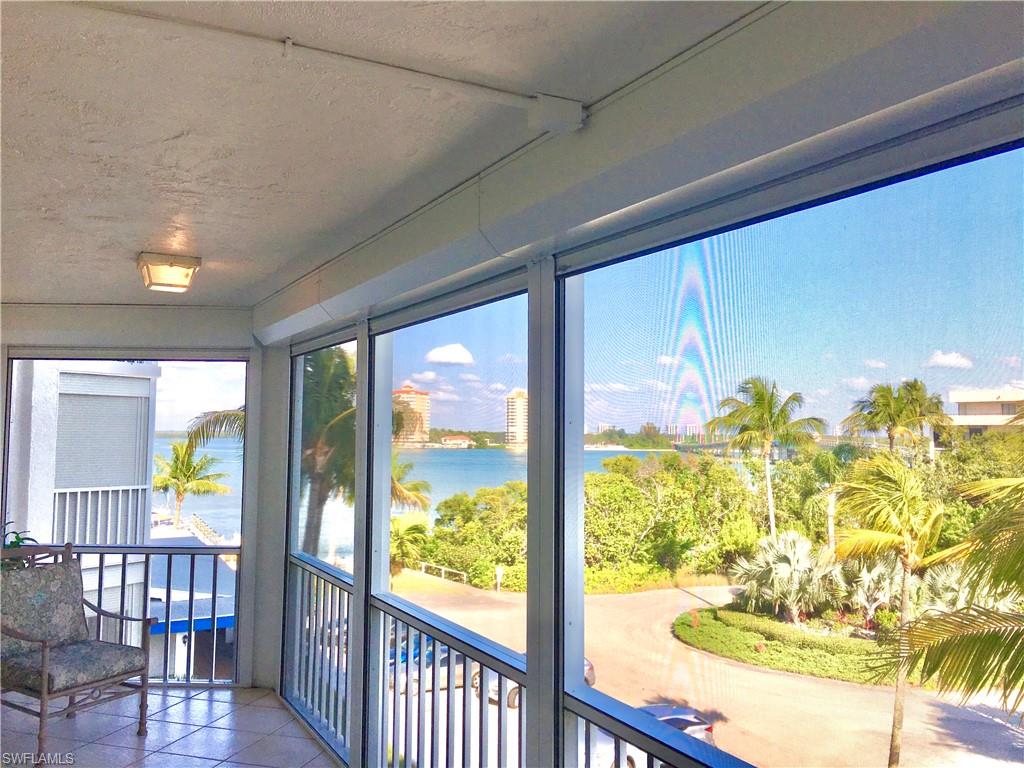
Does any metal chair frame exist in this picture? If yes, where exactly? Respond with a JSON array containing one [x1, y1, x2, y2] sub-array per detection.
[[1, 543, 155, 757]]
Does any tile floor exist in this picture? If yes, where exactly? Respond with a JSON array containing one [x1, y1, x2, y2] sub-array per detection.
[[0, 687, 340, 767]]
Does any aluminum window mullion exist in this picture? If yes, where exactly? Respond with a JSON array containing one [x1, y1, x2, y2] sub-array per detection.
[[525, 255, 560, 768], [348, 322, 392, 767]]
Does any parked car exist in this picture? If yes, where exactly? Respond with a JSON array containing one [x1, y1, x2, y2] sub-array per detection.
[[472, 657, 595, 709], [586, 704, 716, 768], [388, 636, 469, 692]]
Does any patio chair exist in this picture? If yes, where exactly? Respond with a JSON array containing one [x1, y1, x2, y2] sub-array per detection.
[[1, 543, 154, 757]]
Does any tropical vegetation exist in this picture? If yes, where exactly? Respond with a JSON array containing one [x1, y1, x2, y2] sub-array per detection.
[[152, 440, 231, 528], [707, 377, 825, 536]]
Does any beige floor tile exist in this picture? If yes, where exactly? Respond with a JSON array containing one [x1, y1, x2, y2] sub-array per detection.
[[0, 727, 83, 755], [247, 694, 285, 709], [302, 750, 342, 768], [97, 719, 201, 751], [270, 719, 312, 739], [131, 751, 223, 767], [159, 725, 264, 761], [46, 711, 137, 742], [150, 698, 237, 725], [219, 734, 323, 768], [1, 704, 44, 734], [207, 705, 295, 734], [92, 691, 183, 717], [69, 742, 149, 768], [192, 688, 273, 705]]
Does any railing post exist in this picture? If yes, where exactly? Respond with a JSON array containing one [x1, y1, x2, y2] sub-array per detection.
[[526, 254, 562, 768], [350, 323, 392, 767]]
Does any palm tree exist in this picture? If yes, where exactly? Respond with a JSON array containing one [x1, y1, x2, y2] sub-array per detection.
[[841, 381, 950, 452], [886, 474, 1024, 714], [730, 531, 842, 624], [299, 347, 358, 555], [707, 377, 825, 537], [153, 441, 231, 528], [186, 406, 245, 450], [806, 445, 857, 552], [842, 384, 916, 452], [836, 452, 944, 768], [390, 515, 429, 576], [842, 556, 903, 625], [391, 454, 431, 511]]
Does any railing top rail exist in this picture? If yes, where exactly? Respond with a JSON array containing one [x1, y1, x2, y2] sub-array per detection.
[[53, 485, 151, 492], [71, 544, 241, 555], [288, 551, 355, 592], [565, 689, 754, 768], [370, 592, 527, 685]]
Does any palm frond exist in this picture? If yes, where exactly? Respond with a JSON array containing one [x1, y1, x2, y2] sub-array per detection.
[[186, 408, 245, 450], [835, 529, 904, 560], [881, 607, 1024, 713]]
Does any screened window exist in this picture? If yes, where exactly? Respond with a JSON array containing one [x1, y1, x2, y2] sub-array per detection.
[[290, 340, 359, 569], [377, 295, 529, 654], [563, 148, 1024, 767]]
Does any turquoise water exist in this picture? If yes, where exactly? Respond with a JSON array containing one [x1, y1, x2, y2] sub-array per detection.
[[153, 436, 245, 540], [159, 436, 669, 553]]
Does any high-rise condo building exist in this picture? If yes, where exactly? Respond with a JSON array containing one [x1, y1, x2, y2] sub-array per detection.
[[505, 388, 528, 446], [393, 385, 431, 443]]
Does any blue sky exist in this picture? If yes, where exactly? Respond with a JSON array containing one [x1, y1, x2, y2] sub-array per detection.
[[389, 147, 1023, 433]]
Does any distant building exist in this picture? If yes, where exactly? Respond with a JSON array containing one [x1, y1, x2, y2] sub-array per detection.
[[948, 386, 1024, 437], [596, 422, 615, 434], [440, 434, 473, 449], [393, 385, 430, 443], [663, 424, 680, 440], [505, 388, 528, 446]]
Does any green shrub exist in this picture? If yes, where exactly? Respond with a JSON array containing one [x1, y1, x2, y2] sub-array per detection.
[[873, 608, 900, 640], [672, 609, 908, 685], [715, 610, 874, 656], [583, 563, 675, 593]]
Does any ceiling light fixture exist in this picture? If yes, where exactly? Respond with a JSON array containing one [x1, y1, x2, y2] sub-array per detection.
[[137, 252, 201, 293]]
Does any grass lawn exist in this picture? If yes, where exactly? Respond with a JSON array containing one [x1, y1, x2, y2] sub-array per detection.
[[673, 608, 918, 686]]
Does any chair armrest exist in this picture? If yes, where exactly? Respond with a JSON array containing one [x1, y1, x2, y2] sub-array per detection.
[[82, 598, 154, 624], [0, 624, 48, 646]]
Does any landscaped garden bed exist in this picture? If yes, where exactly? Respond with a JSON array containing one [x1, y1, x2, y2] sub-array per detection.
[[672, 608, 921, 686]]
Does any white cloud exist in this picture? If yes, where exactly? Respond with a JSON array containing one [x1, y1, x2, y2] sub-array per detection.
[[843, 376, 871, 391], [498, 353, 524, 365], [459, 373, 481, 382], [821, 351, 836, 362], [432, 391, 461, 402], [439, 383, 456, 392], [864, 359, 887, 369], [657, 355, 678, 366], [410, 370, 438, 383], [426, 344, 475, 366], [643, 379, 671, 392], [155, 361, 247, 431], [814, 388, 833, 397], [400, 379, 417, 389], [489, 383, 507, 392], [1000, 355, 1022, 369], [925, 350, 973, 369]]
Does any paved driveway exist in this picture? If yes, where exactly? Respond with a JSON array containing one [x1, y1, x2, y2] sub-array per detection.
[[400, 574, 1024, 767]]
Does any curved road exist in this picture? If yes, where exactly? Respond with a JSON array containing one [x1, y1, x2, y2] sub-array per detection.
[[402, 575, 1024, 767]]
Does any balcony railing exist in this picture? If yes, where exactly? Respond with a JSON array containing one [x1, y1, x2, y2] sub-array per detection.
[[373, 594, 527, 768], [73, 544, 240, 684], [54, 485, 149, 545], [284, 553, 353, 754]]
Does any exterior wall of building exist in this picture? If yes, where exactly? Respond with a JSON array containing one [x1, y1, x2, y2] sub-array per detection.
[[949, 387, 1024, 434], [6, 360, 159, 544], [505, 389, 528, 446], [393, 386, 431, 443]]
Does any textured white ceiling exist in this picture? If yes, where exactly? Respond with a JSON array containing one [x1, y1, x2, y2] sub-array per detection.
[[1, 2, 756, 306]]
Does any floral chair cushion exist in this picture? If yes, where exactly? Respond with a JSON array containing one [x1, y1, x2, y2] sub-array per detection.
[[2, 640, 147, 693], [0, 560, 89, 657]]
